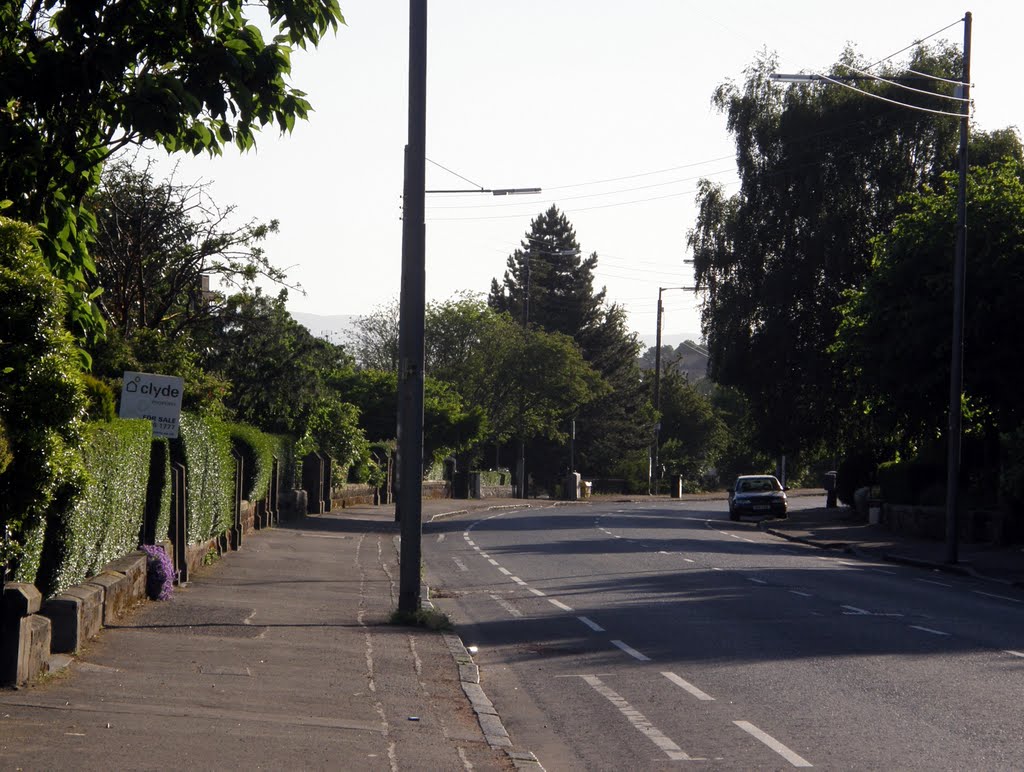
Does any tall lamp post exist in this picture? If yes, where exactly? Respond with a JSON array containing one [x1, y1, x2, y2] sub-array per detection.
[[653, 286, 696, 494], [396, 1, 541, 611], [772, 11, 972, 563]]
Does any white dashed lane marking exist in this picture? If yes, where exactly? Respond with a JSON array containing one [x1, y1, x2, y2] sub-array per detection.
[[734, 721, 812, 767], [909, 625, 950, 636], [611, 640, 651, 662], [578, 616, 605, 632], [582, 676, 696, 761], [662, 671, 715, 701]]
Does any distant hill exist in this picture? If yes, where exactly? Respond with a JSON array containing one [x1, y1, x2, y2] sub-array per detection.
[[290, 311, 359, 344]]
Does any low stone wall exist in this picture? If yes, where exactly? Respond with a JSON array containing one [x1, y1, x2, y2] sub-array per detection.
[[331, 483, 377, 510], [479, 484, 514, 498], [883, 503, 996, 543], [423, 480, 451, 500], [3, 549, 152, 686]]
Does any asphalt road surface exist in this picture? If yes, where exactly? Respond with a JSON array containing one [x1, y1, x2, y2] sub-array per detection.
[[424, 498, 1024, 771]]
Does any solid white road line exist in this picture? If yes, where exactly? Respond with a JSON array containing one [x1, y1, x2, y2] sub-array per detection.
[[974, 590, 1022, 603], [582, 676, 695, 761], [841, 605, 869, 615], [490, 593, 522, 618], [611, 640, 651, 662], [578, 616, 605, 632], [684, 558, 696, 563], [909, 625, 950, 636], [747, 577, 767, 585], [734, 721, 812, 767], [548, 598, 573, 612], [1005, 650, 1024, 658], [662, 671, 715, 701], [916, 578, 953, 588], [789, 591, 813, 598]]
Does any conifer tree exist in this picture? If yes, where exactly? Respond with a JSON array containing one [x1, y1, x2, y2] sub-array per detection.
[[489, 206, 654, 489]]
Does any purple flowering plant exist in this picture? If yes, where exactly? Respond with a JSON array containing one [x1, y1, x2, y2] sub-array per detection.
[[142, 544, 175, 600]]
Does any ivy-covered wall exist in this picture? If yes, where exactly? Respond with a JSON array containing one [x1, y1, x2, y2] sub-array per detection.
[[176, 413, 235, 544], [41, 419, 153, 594]]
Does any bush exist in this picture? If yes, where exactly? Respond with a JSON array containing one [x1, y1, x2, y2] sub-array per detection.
[[227, 422, 277, 502], [175, 412, 234, 543], [0, 216, 87, 589], [38, 419, 153, 594], [82, 374, 116, 422], [142, 544, 174, 600]]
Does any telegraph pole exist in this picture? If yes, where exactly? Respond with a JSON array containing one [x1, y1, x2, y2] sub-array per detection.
[[397, 0, 427, 613], [945, 11, 971, 564]]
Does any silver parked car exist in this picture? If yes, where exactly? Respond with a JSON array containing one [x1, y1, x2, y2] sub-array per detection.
[[728, 475, 787, 521]]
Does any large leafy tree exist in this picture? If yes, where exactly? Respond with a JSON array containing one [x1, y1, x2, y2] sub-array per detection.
[[197, 290, 347, 434], [350, 296, 606, 469], [490, 206, 653, 485], [90, 159, 288, 338], [834, 159, 1024, 452], [656, 369, 727, 488], [689, 45, 966, 461], [0, 0, 343, 339]]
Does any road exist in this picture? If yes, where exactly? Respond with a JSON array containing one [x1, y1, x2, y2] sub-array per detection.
[[424, 497, 1024, 770]]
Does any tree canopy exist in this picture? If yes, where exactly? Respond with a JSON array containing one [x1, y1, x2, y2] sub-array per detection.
[[689, 45, 968, 459], [0, 0, 343, 340], [834, 159, 1024, 451]]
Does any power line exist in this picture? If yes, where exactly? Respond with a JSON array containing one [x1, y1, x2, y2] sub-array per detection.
[[865, 17, 965, 70], [842, 64, 969, 102], [815, 74, 968, 118]]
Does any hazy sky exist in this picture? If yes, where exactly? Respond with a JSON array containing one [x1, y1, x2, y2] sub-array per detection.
[[144, 1, 1021, 342]]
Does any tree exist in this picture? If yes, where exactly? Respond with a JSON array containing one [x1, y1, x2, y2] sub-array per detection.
[[489, 205, 604, 337], [689, 45, 967, 462], [197, 290, 349, 434], [350, 299, 400, 371], [490, 206, 654, 485], [0, 216, 87, 585], [834, 159, 1024, 452], [655, 369, 726, 488], [330, 368, 487, 472], [89, 159, 289, 338], [0, 0, 343, 340]]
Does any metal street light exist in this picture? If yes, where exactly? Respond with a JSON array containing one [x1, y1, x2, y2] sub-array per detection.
[[397, 1, 542, 611], [652, 285, 696, 495], [772, 11, 972, 563]]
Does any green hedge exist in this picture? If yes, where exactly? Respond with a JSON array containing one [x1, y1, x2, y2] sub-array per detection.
[[176, 412, 234, 543], [42, 419, 153, 593], [145, 437, 172, 545], [878, 457, 945, 505], [227, 422, 277, 502], [0, 216, 87, 590]]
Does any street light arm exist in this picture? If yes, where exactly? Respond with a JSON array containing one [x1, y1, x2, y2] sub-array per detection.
[[426, 187, 542, 195]]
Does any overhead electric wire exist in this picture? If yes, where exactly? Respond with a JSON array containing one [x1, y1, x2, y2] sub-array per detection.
[[425, 157, 484, 189], [864, 17, 965, 70], [426, 167, 738, 210], [815, 74, 968, 118], [842, 64, 968, 101]]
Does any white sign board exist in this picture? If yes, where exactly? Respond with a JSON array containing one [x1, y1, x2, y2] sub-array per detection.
[[119, 371, 184, 438]]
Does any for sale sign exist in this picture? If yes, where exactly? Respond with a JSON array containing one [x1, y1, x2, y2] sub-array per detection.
[[119, 371, 184, 438]]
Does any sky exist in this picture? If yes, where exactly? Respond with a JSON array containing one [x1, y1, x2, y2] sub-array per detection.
[[144, 1, 1022, 345]]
